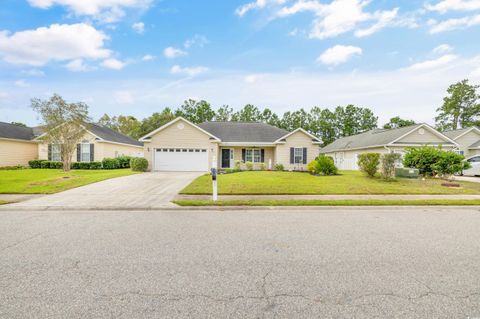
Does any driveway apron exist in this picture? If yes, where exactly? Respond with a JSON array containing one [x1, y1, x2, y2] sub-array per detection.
[[4, 172, 202, 210]]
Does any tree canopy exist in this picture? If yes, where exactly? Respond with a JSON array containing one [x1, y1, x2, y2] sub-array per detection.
[[383, 117, 416, 129]]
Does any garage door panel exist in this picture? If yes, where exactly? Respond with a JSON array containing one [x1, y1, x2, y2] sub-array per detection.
[[154, 148, 208, 172]]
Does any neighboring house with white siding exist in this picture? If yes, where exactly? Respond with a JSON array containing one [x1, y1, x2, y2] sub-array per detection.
[[0, 121, 143, 167], [139, 117, 322, 172], [443, 127, 480, 158], [320, 124, 458, 170]]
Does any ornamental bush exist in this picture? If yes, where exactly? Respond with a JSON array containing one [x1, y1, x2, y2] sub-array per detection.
[[131, 157, 148, 172], [316, 155, 338, 176], [381, 153, 401, 180], [116, 156, 132, 168], [40, 161, 63, 169], [403, 146, 444, 176], [246, 161, 254, 171], [29, 160, 47, 169], [307, 160, 318, 174], [234, 160, 241, 170], [71, 162, 102, 170], [432, 151, 470, 179], [357, 153, 380, 177], [273, 163, 284, 171], [102, 158, 120, 169]]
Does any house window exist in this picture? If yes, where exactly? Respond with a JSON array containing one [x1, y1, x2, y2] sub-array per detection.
[[294, 148, 303, 164], [245, 149, 253, 162], [253, 149, 261, 163], [80, 141, 90, 162], [244, 149, 263, 163], [51, 144, 61, 161]]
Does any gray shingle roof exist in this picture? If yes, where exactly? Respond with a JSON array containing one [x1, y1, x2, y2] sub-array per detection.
[[0, 122, 35, 141], [198, 121, 290, 143], [320, 124, 453, 153], [88, 123, 143, 146], [443, 127, 480, 140]]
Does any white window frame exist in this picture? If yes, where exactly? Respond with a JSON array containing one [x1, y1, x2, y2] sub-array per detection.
[[294, 147, 303, 164], [80, 140, 91, 163], [245, 149, 262, 163], [51, 144, 61, 162]]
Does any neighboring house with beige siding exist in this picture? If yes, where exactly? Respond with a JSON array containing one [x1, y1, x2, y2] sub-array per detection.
[[36, 123, 144, 162], [139, 117, 322, 172], [443, 127, 480, 158], [320, 124, 458, 170], [0, 122, 38, 167]]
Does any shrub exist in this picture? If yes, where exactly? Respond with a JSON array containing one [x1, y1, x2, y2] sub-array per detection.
[[29, 159, 47, 169], [246, 161, 253, 171], [0, 165, 25, 170], [358, 153, 380, 177], [102, 158, 120, 169], [260, 162, 266, 171], [432, 151, 470, 180], [381, 153, 401, 180], [316, 155, 338, 176], [71, 162, 102, 170], [40, 161, 63, 169], [307, 160, 318, 174], [273, 163, 284, 171], [234, 160, 241, 170], [116, 156, 132, 168], [403, 146, 444, 176], [131, 157, 148, 172]]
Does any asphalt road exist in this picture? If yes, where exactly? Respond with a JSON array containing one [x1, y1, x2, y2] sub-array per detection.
[[1, 207, 480, 318]]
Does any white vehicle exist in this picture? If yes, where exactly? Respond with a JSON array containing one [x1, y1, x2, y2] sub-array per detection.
[[463, 155, 480, 176]]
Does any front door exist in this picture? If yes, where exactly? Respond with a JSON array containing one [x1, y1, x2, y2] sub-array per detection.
[[221, 149, 231, 168]]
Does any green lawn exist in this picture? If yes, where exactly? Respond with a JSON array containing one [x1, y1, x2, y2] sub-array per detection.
[[0, 169, 138, 194], [174, 199, 480, 206], [180, 171, 480, 195]]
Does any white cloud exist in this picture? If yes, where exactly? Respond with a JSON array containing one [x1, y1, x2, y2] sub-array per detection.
[[244, 74, 266, 83], [317, 45, 362, 65], [432, 44, 453, 54], [0, 23, 110, 66], [65, 58, 91, 72], [276, 0, 400, 39], [429, 14, 480, 33], [0, 91, 8, 98], [170, 65, 208, 77], [407, 54, 458, 70], [142, 54, 155, 61], [21, 69, 45, 77], [14, 80, 30, 87], [426, 0, 480, 13], [132, 22, 145, 34], [27, 0, 152, 23], [101, 58, 125, 70], [163, 46, 187, 59], [113, 90, 134, 104], [183, 35, 208, 48], [236, 0, 285, 16]]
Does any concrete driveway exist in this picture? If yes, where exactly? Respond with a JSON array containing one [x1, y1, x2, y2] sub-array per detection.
[[6, 172, 202, 210], [1, 207, 480, 318]]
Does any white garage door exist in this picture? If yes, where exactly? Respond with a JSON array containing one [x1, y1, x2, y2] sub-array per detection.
[[154, 148, 208, 172]]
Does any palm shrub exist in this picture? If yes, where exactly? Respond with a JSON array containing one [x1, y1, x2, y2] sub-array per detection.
[[403, 146, 443, 176], [432, 151, 470, 180], [131, 157, 149, 172], [381, 153, 401, 180], [357, 153, 380, 177]]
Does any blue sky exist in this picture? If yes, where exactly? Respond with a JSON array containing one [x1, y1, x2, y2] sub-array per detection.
[[0, 0, 479, 126]]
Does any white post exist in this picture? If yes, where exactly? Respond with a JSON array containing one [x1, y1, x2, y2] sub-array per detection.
[[212, 155, 218, 202]]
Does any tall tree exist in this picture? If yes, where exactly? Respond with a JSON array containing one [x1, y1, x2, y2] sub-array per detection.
[[31, 94, 90, 172], [175, 99, 215, 124], [260, 108, 281, 127], [98, 114, 141, 139], [98, 114, 116, 129], [280, 109, 311, 132], [435, 79, 480, 131], [334, 104, 377, 137], [383, 116, 416, 129], [309, 107, 337, 146], [232, 104, 261, 122], [215, 105, 233, 121], [138, 108, 175, 138]]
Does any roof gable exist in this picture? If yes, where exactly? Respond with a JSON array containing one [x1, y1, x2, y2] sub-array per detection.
[[139, 117, 220, 142], [274, 128, 322, 144], [197, 121, 289, 143]]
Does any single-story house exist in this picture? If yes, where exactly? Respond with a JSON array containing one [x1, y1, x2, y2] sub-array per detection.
[[139, 117, 322, 172], [443, 127, 480, 158], [0, 122, 39, 167], [320, 123, 458, 170], [0, 121, 143, 167], [36, 123, 144, 162]]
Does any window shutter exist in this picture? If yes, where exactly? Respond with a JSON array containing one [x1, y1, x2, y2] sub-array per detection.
[[303, 148, 307, 164], [77, 144, 81, 162], [48, 144, 52, 161], [242, 149, 246, 163], [90, 144, 94, 162], [290, 148, 294, 164], [261, 149, 265, 163]]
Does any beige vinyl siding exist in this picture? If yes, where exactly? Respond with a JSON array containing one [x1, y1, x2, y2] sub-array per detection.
[[275, 131, 319, 171], [38, 131, 98, 161], [454, 130, 480, 157], [143, 118, 217, 171], [0, 139, 38, 167], [219, 146, 275, 170], [396, 127, 447, 144]]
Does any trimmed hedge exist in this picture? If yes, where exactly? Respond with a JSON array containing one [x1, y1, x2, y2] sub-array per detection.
[[131, 157, 148, 172], [102, 158, 121, 169], [29, 160, 47, 168], [71, 162, 103, 170], [40, 161, 63, 169], [116, 156, 132, 168]]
